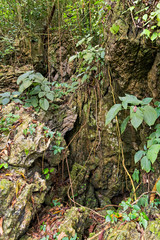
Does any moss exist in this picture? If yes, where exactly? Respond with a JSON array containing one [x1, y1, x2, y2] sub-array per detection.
[[149, 219, 160, 238]]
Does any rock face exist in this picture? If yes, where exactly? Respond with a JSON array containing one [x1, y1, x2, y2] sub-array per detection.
[[0, 101, 77, 240], [104, 218, 160, 240]]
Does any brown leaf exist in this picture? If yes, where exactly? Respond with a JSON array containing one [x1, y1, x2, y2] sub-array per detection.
[[0, 217, 3, 236], [57, 232, 67, 240]]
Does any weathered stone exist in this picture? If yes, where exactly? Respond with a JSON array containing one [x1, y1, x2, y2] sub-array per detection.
[[59, 207, 89, 239]]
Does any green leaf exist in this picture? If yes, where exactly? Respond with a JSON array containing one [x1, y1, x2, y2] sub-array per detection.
[[134, 150, 145, 163], [110, 24, 119, 34], [121, 116, 130, 134], [156, 180, 160, 194], [105, 104, 122, 125], [141, 98, 152, 105], [143, 105, 157, 126], [151, 32, 158, 41], [119, 94, 141, 106], [130, 107, 143, 130], [30, 85, 41, 95], [142, 14, 148, 21], [83, 52, 93, 61], [133, 204, 140, 211], [50, 168, 55, 173], [69, 55, 77, 62], [141, 156, 151, 173], [39, 92, 45, 98], [82, 74, 88, 83], [0, 92, 10, 97], [39, 98, 49, 111], [101, 50, 105, 59], [147, 144, 160, 163], [105, 215, 112, 222], [46, 92, 54, 101], [19, 80, 33, 93], [30, 97, 38, 107], [132, 169, 139, 183], [140, 29, 151, 38], [76, 37, 86, 47], [43, 168, 49, 174], [17, 71, 34, 85], [3, 163, 8, 169], [140, 218, 148, 229], [2, 98, 10, 105]]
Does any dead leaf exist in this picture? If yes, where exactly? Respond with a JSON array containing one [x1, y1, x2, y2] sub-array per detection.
[[58, 232, 67, 240], [0, 218, 3, 236]]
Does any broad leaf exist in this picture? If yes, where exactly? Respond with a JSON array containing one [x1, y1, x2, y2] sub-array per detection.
[[121, 116, 130, 134], [134, 150, 145, 163], [2, 98, 10, 105], [132, 169, 139, 183], [46, 92, 54, 101], [141, 218, 148, 229], [39, 92, 45, 98], [105, 104, 122, 125], [69, 55, 77, 62], [17, 71, 34, 85], [156, 180, 160, 194], [30, 97, 38, 107], [141, 156, 151, 173], [130, 107, 143, 130], [119, 94, 141, 106], [141, 98, 152, 105], [30, 85, 41, 95], [0, 92, 10, 97], [39, 98, 49, 111], [143, 105, 157, 126], [147, 144, 160, 163], [19, 80, 32, 92]]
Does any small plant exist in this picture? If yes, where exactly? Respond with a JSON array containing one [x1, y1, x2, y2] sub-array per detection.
[[23, 123, 37, 136], [17, 71, 77, 111], [0, 113, 20, 133], [0, 163, 8, 170], [43, 167, 55, 180], [52, 131, 64, 155], [69, 34, 105, 85], [52, 199, 61, 207], [0, 91, 21, 105], [105, 94, 160, 175], [40, 222, 47, 232], [106, 198, 149, 229]]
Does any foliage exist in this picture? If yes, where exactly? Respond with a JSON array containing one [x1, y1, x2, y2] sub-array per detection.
[[105, 94, 160, 182], [0, 163, 8, 170], [0, 113, 20, 133], [128, 1, 160, 41], [16, 71, 77, 111], [43, 167, 55, 180], [69, 34, 105, 84], [106, 197, 150, 229], [0, 91, 21, 105]]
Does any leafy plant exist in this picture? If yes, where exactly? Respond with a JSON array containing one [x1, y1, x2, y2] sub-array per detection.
[[0, 91, 21, 105], [105, 197, 149, 229], [52, 199, 61, 207], [40, 222, 47, 232], [110, 23, 119, 34], [17, 71, 77, 111], [43, 167, 55, 180], [69, 34, 105, 85], [0, 113, 20, 133], [52, 131, 64, 155], [105, 94, 160, 176], [0, 163, 8, 170]]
